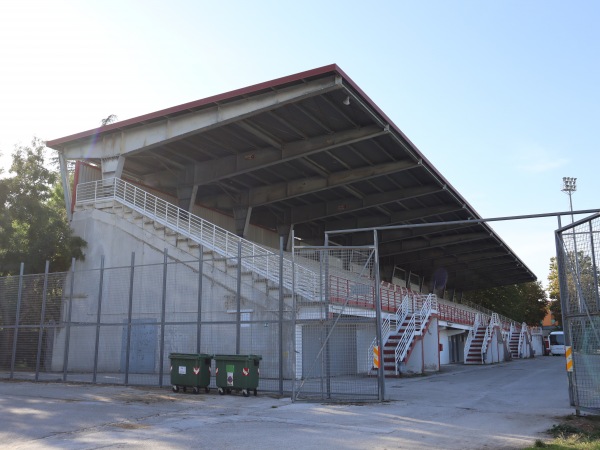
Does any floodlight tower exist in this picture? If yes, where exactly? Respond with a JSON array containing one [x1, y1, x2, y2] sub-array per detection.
[[562, 177, 577, 223]]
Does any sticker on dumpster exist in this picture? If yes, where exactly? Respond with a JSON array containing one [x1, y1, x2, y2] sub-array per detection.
[[178, 366, 186, 375], [225, 364, 235, 385], [193, 367, 200, 375], [242, 367, 249, 376]]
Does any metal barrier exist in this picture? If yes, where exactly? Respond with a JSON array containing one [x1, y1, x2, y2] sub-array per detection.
[[556, 213, 600, 413], [77, 178, 320, 301]]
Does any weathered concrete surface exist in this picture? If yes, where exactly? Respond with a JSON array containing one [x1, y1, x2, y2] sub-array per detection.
[[1, 356, 573, 449]]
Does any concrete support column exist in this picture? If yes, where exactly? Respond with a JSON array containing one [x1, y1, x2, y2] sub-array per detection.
[[233, 205, 252, 237], [101, 155, 125, 180], [58, 152, 72, 221], [177, 184, 198, 212], [276, 223, 292, 251]]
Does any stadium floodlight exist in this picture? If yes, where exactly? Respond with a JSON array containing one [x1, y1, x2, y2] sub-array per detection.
[[561, 176, 577, 223]]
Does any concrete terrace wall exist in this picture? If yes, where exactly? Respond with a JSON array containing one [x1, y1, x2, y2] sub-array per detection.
[[51, 205, 296, 378]]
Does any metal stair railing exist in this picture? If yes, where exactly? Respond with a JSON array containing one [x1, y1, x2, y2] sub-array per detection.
[[464, 313, 483, 357], [481, 312, 501, 363], [76, 178, 320, 301], [394, 293, 436, 372], [509, 322, 520, 354], [518, 322, 528, 358], [367, 293, 409, 371]]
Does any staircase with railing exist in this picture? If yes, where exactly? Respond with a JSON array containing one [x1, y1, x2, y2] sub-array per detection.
[[370, 292, 437, 376], [464, 313, 488, 364], [77, 177, 411, 313], [480, 312, 501, 360], [509, 323, 522, 358], [77, 177, 323, 301]]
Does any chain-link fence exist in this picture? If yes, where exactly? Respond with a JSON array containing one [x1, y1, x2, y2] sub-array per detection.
[[556, 212, 600, 413], [0, 249, 293, 392], [292, 246, 379, 401], [0, 245, 383, 402]]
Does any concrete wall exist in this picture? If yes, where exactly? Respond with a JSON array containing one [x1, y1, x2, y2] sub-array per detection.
[[51, 206, 294, 377], [423, 317, 440, 372], [439, 328, 466, 365], [531, 333, 544, 357]]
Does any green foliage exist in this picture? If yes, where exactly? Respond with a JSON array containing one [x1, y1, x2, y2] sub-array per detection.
[[465, 281, 548, 325], [549, 250, 599, 320], [547, 257, 562, 323], [0, 138, 86, 275]]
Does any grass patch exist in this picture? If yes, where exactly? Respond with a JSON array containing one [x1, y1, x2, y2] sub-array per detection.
[[526, 414, 600, 449]]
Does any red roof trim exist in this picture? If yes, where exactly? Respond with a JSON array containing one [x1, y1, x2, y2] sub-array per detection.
[[46, 64, 342, 148]]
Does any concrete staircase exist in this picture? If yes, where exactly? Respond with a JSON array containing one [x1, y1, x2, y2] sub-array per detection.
[[81, 201, 290, 311], [465, 325, 486, 364], [381, 313, 435, 376], [509, 327, 521, 359]]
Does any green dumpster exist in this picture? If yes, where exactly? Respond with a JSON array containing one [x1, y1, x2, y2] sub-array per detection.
[[169, 353, 212, 394], [214, 354, 262, 397]]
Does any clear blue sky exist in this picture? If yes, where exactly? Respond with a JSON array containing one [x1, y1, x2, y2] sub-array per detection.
[[1, 0, 599, 288]]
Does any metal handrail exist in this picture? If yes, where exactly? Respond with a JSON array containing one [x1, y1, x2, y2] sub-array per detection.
[[464, 313, 482, 358], [481, 312, 501, 361], [77, 178, 321, 300], [394, 293, 436, 371], [518, 322, 529, 358]]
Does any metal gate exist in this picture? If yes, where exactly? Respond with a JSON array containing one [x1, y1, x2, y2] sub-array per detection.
[[556, 212, 600, 413], [292, 246, 381, 402]]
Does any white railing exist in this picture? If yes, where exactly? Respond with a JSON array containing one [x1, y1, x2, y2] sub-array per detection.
[[394, 293, 437, 372], [367, 294, 408, 370], [464, 313, 483, 357], [481, 312, 501, 362], [518, 322, 528, 358], [509, 322, 520, 355], [76, 178, 320, 301]]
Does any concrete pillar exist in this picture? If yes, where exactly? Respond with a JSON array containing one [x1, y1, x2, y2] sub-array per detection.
[[176, 184, 198, 211], [233, 205, 252, 237], [58, 152, 72, 221], [276, 223, 292, 251], [101, 156, 125, 180]]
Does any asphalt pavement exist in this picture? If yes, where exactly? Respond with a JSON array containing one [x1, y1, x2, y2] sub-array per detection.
[[1, 356, 574, 449]]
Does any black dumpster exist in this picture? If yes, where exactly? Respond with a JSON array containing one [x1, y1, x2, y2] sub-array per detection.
[[214, 354, 262, 397], [169, 353, 212, 394]]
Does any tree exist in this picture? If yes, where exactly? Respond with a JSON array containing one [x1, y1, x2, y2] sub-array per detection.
[[550, 249, 599, 319], [100, 114, 118, 126], [465, 282, 548, 325], [547, 257, 562, 323], [0, 138, 86, 275]]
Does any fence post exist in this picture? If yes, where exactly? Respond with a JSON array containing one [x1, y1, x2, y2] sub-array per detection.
[[555, 220, 578, 412], [236, 240, 242, 355], [291, 229, 297, 402], [35, 260, 50, 381], [124, 252, 135, 385], [323, 243, 331, 399], [63, 258, 76, 382], [159, 249, 168, 387], [197, 246, 204, 353], [279, 235, 284, 396], [589, 221, 600, 311], [93, 255, 105, 383], [373, 230, 386, 402], [10, 262, 25, 379]]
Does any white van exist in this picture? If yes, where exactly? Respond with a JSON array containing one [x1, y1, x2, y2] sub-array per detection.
[[549, 331, 565, 356]]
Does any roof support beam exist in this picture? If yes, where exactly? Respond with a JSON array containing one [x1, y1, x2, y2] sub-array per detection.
[[192, 124, 389, 185], [197, 160, 421, 209], [56, 75, 344, 160], [289, 185, 443, 224], [378, 232, 492, 256]]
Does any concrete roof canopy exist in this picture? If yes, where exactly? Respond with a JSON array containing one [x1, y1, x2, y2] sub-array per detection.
[[47, 64, 536, 293]]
